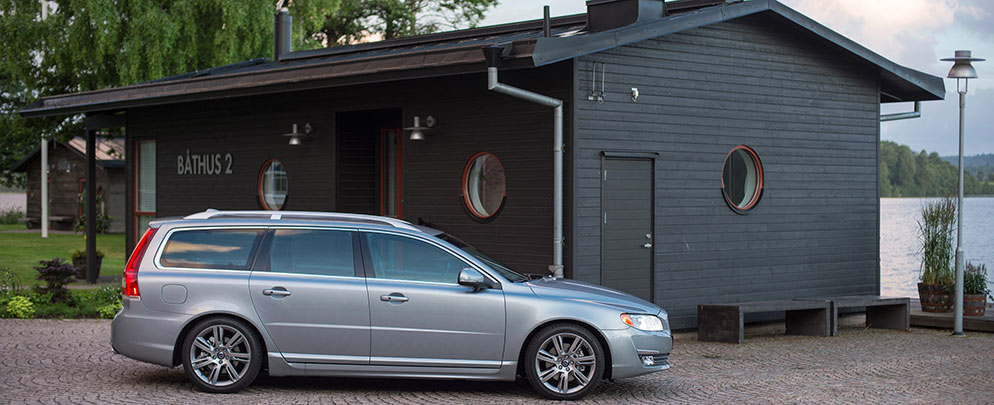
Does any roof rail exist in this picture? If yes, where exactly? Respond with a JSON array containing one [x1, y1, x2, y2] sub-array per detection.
[[182, 209, 420, 231]]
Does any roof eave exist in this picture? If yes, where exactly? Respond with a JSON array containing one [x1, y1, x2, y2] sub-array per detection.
[[531, 0, 945, 102]]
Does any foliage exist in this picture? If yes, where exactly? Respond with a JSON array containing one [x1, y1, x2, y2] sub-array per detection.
[[940, 153, 994, 179], [917, 197, 956, 286], [3, 295, 35, 318], [33, 258, 76, 303], [0, 267, 23, 299], [69, 249, 105, 261], [73, 190, 113, 234], [0, 205, 25, 225], [880, 141, 994, 197], [964, 262, 992, 299], [317, 0, 499, 45], [0, 0, 338, 187]]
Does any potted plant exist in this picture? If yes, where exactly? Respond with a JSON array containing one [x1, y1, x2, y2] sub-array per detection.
[[916, 197, 956, 313], [70, 249, 104, 279], [964, 262, 991, 316]]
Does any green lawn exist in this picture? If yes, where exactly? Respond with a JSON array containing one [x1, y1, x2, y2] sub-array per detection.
[[0, 228, 126, 286]]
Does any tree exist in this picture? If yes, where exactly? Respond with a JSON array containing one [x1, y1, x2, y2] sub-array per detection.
[[0, 0, 339, 186], [319, 0, 499, 45]]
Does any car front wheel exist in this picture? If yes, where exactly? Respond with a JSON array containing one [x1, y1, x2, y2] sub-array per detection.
[[524, 323, 605, 400], [181, 317, 262, 393]]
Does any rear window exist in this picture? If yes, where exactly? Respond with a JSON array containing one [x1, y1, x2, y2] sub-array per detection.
[[159, 229, 263, 270], [268, 229, 356, 277]]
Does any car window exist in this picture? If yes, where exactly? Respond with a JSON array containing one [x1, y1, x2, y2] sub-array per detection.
[[269, 229, 356, 277], [364, 232, 468, 283], [160, 229, 263, 270]]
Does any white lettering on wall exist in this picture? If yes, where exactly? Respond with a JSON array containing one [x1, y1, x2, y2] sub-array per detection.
[[177, 150, 234, 175]]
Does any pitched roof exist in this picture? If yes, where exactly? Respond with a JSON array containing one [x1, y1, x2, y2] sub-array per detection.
[[10, 137, 125, 172], [20, 0, 943, 118]]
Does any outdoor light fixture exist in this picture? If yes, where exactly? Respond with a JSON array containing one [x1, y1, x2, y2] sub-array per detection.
[[405, 115, 435, 141], [283, 123, 313, 146], [940, 50, 984, 337]]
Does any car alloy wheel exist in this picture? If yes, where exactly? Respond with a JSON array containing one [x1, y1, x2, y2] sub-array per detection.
[[181, 317, 262, 393], [525, 323, 605, 400]]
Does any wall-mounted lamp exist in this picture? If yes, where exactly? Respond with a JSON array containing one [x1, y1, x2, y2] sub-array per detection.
[[405, 115, 436, 141], [284, 123, 313, 146]]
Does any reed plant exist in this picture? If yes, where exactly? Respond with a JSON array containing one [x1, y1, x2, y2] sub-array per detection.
[[917, 197, 956, 286]]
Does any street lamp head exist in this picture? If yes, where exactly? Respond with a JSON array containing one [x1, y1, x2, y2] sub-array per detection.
[[941, 50, 984, 79]]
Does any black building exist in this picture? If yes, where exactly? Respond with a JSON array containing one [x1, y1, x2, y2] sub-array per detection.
[[21, 0, 944, 328]]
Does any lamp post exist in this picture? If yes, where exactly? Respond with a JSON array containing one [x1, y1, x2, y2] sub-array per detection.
[[940, 50, 984, 337]]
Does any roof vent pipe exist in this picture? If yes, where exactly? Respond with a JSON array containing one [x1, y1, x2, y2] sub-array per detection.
[[483, 46, 565, 279], [274, 5, 292, 61], [543, 5, 551, 38]]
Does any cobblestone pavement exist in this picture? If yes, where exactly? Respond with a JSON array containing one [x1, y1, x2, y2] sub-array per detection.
[[1, 318, 992, 404]]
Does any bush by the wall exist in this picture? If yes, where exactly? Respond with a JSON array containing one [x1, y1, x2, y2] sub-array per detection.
[[4, 295, 34, 318], [33, 258, 76, 303]]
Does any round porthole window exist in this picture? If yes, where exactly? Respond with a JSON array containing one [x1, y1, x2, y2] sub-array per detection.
[[258, 159, 288, 210], [722, 146, 763, 213], [462, 152, 507, 221]]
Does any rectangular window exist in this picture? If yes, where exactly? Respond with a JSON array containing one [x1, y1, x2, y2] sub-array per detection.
[[135, 140, 156, 239], [268, 229, 356, 277], [364, 232, 466, 284], [160, 229, 263, 270]]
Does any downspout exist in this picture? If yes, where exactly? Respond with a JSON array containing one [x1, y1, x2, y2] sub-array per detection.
[[879, 101, 921, 122], [483, 46, 565, 278]]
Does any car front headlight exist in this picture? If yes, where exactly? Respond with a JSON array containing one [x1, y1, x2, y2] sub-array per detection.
[[620, 313, 665, 331]]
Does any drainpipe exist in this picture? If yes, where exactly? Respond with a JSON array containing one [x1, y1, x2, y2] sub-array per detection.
[[879, 101, 921, 122], [483, 46, 565, 278]]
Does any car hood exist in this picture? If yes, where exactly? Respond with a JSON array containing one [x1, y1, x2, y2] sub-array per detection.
[[525, 277, 662, 315]]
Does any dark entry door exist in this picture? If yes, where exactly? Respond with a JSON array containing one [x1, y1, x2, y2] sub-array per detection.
[[601, 157, 654, 302]]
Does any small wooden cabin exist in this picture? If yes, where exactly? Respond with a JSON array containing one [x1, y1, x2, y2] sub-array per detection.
[[11, 137, 125, 233]]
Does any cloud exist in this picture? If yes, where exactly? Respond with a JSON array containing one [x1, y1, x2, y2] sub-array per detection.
[[882, 89, 994, 156]]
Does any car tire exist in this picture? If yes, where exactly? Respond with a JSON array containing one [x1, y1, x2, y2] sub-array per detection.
[[523, 323, 605, 400], [181, 316, 263, 393]]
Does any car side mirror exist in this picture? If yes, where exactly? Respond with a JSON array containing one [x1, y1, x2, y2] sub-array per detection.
[[458, 268, 489, 291]]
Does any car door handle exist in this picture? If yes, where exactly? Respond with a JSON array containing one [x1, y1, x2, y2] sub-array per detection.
[[263, 288, 291, 297], [380, 294, 409, 303]]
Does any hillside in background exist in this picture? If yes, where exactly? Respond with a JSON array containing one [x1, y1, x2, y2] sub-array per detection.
[[881, 141, 994, 197], [941, 153, 994, 179]]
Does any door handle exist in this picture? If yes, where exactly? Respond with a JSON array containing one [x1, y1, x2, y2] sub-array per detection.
[[380, 294, 409, 303], [263, 288, 292, 297], [643, 242, 652, 249]]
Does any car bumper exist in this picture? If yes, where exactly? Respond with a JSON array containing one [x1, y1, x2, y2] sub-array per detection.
[[111, 298, 190, 367], [603, 327, 673, 379]]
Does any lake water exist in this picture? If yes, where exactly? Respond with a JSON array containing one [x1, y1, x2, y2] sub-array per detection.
[[881, 197, 994, 297]]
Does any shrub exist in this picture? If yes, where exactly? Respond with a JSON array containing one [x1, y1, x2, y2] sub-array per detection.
[[4, 295, 35, 318], [97, 302, 120, 319], [69, 249, 105, 261], [965, 262, 992, 299], [918, 197, 956, 286], [0, 267, 22, 300], [33, 258, 76, 303], [0, 205, 24, 225]]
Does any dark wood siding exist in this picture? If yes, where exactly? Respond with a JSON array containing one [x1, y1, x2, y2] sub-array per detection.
[[127, 63, 571, 276], [22, 145, 110, 231], [572, 15, 881, 329]]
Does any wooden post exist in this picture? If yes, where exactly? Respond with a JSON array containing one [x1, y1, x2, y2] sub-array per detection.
[[86, 129, 97, 284]]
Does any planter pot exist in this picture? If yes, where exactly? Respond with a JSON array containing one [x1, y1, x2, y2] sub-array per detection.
[[71, 257, 102, 280], [918, 283, 953, 313], [964, 294, 987, 317]]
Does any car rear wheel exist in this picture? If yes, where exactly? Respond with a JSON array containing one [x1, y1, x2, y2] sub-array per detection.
[[524, 323, 605, 400], [181, 317, 262, 393]]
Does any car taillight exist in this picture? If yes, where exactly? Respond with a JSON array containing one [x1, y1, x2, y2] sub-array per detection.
[[123, 227, 157, 298]]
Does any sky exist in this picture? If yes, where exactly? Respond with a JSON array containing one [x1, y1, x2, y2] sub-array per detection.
[[480, 0, 994, 155]]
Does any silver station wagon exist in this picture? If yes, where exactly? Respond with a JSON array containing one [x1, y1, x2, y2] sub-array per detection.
[[111, 210, 672, 400]]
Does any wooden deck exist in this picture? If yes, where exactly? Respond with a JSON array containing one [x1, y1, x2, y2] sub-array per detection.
[[910, 301, 994, 333]]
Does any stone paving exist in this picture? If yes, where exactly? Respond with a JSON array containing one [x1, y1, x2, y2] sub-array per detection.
[[1, 318, 992, 404]]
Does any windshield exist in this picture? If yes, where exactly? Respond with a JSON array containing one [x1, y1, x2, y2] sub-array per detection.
[[436, 233, 529, 283]]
